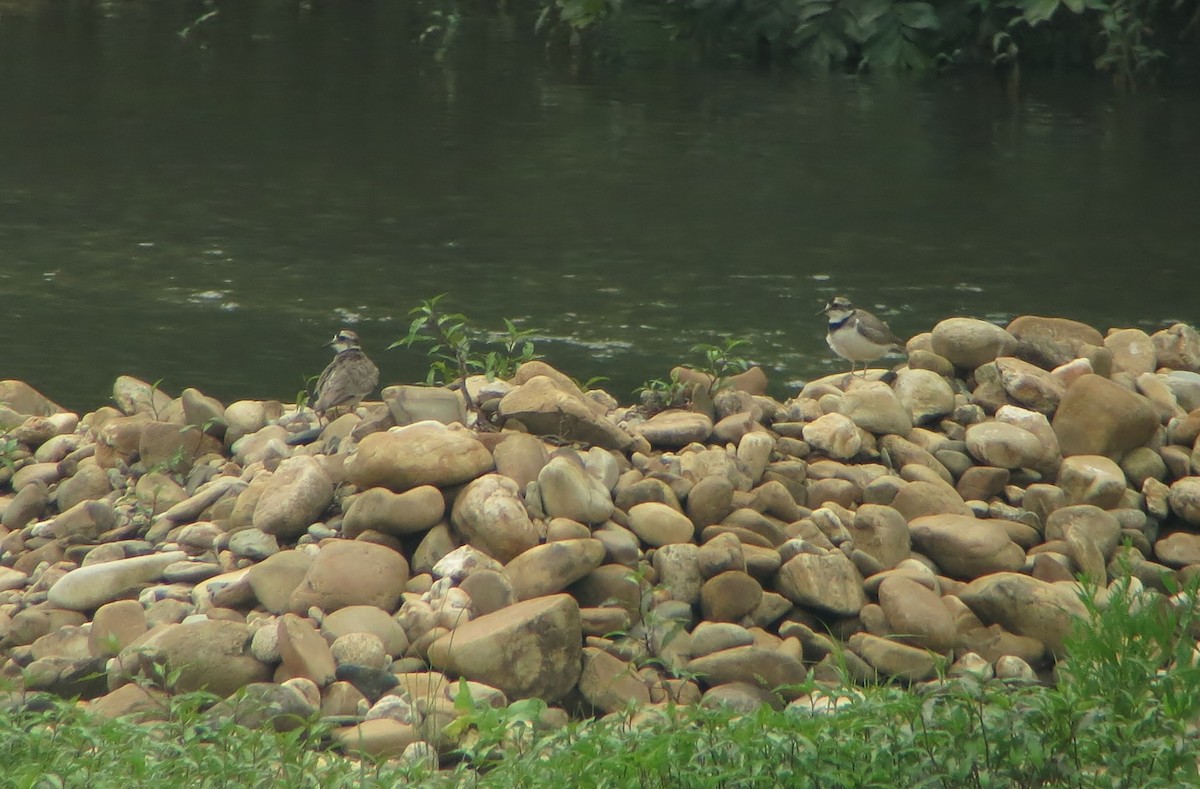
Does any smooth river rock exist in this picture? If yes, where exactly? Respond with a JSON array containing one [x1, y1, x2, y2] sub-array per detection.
[[775, 549, 866, 616], [687, 645, 806, 693], [451, 474, 540, 563], [958, 573, 1089, 657], [637, 410, 714, 450], [502, 539, 606, 601], [252, 455, 334, 539], [48, 551, 187, 611], [1104, 328, 1157, 376], [0, 379, 64, 417], [537, 453, 614, 525], [1007, 315, 1103, 354], [427, 594, 582, 702], [277, 613, 337, 686], [322, 605, 410, 658], [654, 542, 703, 604], [342, 485, 445, 538], [1154, 532, 1200, 568], [288, 541, 408, 614], [345, 421, 494, 492], [908, 514, 1025, 579], [1057, 455, 1127, 509], [1152, 323, 1200, 372], [498, 375, 634, 451], [993, 356, 1067, 414], [1168, 476, 1200, 525], [802, 413, 862, 461], [114, 619, 271, 696], [930, 318, 1017, 370], [849, 632, 938, 681], [892, 368, 956, 425], [627, 502, 696, 546], [578, 647, 652, 712], [847, 504, 911, 569], [964, 422, 1045, 470], [877, 575, 957, 653], [1051, 374, 1158, 458], [838, 382, 912, 437]]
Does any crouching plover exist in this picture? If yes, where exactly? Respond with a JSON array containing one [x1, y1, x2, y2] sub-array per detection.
[[313, 328, 379, 420]]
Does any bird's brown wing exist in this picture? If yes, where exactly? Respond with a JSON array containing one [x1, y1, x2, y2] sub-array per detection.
[[348, 355, 380, 398], [313, 359, 338, 406], [854, 310, 904, 350], [314, 352, 379, 412]]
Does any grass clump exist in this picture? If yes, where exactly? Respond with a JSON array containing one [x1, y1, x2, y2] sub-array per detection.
[[0, 690, 435, 789]]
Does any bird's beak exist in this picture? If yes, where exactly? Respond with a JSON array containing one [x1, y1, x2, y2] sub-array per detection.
[[816, 306, 829, 315], [324, 338, 337, 347]]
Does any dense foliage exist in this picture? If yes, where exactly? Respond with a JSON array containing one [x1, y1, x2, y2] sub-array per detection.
[[533, 0, 1200, 84]]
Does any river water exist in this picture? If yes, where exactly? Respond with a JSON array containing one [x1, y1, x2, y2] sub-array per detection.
[[2, 1, 1197, 411]]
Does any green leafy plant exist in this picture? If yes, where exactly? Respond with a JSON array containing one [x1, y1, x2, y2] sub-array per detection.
[[1061, 574, 1200, 718], [444, 678, 549, 768], [995, 0, 1179, 87], [146, 445, 190, 478], [690, 338, 752, 397], [392, 293, 474, 391], [857, 0, 940, 70], [635, 338, 753, 414], [636, 369, 689, 413], [787, 0, 939, 69], [418, 0, 461, 62], [389, 294, 543, 414], [277, 0, 1197, 82], [177, 1, 218, 41], [536, 0, 622, 46], [487, 318, 542, 382], [0, 435, 21, 472], [1092, 0, 1168, 88], [296, 373, 320, 415], [573, 374, 611, 392], [147, 377, 167, 421]]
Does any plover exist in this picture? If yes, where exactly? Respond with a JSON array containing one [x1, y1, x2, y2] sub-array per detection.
[[820, 296, 905, 377], [313, 328, 379, 420]]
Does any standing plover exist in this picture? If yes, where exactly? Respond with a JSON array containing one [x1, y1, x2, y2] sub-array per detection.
[[820, 296, 905, 377]]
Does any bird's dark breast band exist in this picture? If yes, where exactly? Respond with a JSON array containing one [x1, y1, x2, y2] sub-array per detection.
[[828, 316, 852, 331]]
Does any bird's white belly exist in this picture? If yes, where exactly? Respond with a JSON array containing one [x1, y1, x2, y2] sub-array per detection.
[[827, 328, 892, 362]]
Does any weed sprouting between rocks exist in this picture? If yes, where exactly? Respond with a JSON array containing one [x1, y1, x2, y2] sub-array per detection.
[[390, 293, 542, 415]]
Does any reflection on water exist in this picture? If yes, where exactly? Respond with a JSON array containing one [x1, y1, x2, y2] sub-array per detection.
[[1, 2, 1197, 410]]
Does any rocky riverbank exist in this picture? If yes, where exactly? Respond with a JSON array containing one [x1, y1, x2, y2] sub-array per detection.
[[3, 313, 1200, 762]]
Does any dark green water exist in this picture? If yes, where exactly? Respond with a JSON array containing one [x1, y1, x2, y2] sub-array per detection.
[[2, 1, 1198, 411]]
